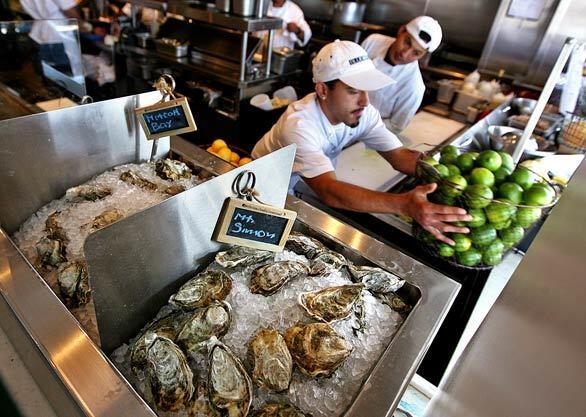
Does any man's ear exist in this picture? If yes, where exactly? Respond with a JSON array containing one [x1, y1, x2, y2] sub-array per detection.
[[315, 82, 328, 100]]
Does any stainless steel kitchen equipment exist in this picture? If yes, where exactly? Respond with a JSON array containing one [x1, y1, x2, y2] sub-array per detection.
[[332, 1, 366, 35], [216, 0, 230, 13], [0, 92, 459, 417], [271, 47, 305, 75], [232, 0, 256, 16]]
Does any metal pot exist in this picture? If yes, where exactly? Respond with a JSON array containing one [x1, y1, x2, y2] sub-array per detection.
[[332, 1, 366, 30], [216, 0, 230, 13], [231, 0, 255, 16]]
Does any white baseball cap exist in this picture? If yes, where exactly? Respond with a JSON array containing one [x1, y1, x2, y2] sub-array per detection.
[[406, 16, 442, 53], [312, 40, 394, 91]]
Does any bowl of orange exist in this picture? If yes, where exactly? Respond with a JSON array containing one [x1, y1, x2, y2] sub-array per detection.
[[204, 139, 253, 167]]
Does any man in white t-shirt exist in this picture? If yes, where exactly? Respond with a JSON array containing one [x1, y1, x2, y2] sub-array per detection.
[[20, 0, 81, 20], [267, 0, 311, 49], [361, 16, 442, 134], [253, 40, 470, 244]]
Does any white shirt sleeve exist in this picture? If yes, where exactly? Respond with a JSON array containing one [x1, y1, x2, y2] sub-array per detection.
[[359, 106, 404, 152], [56, 0, 79, 10], [285, 2, 312, 47]]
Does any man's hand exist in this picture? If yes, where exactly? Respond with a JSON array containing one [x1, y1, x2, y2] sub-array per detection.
[[286, 22, 302, 37], [400, 183, 472, 245]]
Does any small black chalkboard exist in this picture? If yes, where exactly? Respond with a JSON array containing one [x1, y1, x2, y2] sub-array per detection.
[[214, 198, 296, 252], [135, 97, 196, 140]]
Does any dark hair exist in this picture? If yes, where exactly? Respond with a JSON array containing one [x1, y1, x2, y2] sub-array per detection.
[[324, 80, 339, 90]]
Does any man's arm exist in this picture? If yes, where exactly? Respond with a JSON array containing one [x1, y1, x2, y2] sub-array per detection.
[[303, 171, 471, 245], [378, 147, 420, 176]]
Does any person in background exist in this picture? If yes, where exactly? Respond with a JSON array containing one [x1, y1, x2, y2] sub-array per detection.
[[267, 0, 311, 49], [20, 0, 81, 20], [252, 40, 470, 244], [361, 16, 442, 135]]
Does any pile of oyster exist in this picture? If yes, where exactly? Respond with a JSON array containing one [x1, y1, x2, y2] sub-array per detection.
[[13, 158, 202, 343], [117, 232, 411, 417]]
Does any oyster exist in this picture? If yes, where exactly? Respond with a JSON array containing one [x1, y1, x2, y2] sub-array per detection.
[[308, 250, 348, 276], [248, 328, 292, 392], [285, 232, 325, 260], [188, 381, 221, 417], [155, 158, 192, 181], [165, 184, 186, 196], [90, 209, 123, 230], [251, 403, 310, 417], [145, 334, 195, 412], [177, 301, 232, 353], [208, 343, 252, 417], [130, 311, 188, 376], [35, 236, 66, 268], [284, 323, 353, 378], [169, 270, 233, 310], [377, 292, 412, 316], [120, 170, 158, 191], [66, 185, 112, 202], [348, 264, 405, 294], [298, 284, 364, 323], [250, 261, 309, 296], [215, 246, 274, 268], [45, 211, 68, 243], [57, 260, 90, 307]]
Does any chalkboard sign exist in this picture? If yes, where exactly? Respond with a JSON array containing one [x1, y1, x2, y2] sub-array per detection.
[[135, 97, 197, 140], [214, 198, 297, 252]]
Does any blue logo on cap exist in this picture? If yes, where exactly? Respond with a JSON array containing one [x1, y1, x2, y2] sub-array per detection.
[[348, 55, 368, 65]]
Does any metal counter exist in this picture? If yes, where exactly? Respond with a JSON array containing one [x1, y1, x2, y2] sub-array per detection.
[[0, 94, 460, 417]]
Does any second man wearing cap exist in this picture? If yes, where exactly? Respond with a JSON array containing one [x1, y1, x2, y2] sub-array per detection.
[[361, 16, 442, 135], [252, 40, 470, 245]]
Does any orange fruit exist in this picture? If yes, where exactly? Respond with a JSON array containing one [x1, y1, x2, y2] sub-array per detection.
[[211, 139, 228, 151], [206, 146, 215, 153], [216, 147, 232, 162], [238, 157, 252, 166], [230, 151, 240, 164]]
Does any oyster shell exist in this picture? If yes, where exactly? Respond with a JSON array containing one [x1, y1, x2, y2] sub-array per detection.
[[66, 185, 112, 202], [250, 261, 309, 296], [45, 211, 68, 243], [169, 270, 233, 310], [89, 208, 123, 230], [298, 284, 364, 323], [165, 184, 186, 196], [155, 158, 192, 181], [35, 236, 66, 268], [348, 265, 405, 294], [131, 311, 188, 376], [284, 323, 353, 378], [215, 246, 274, 268], [377, 292, 412, 316], [145, 334, 194, 412], [120, 170, 158, 191], [177, 301, 232, 353], [208, 343, 252, 417], [285, 232, 325, 260], [248, 328, 292, 392], [308, 250, 348, 276], [188, 381, 221, 417], [251, 403, 310, 417], [57, 260, 90, 307]]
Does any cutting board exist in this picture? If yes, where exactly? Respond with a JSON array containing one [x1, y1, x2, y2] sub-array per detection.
[[336, 111, 465, 191]]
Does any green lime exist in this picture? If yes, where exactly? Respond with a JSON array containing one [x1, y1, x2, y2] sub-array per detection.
[[485, 199, 517, 224], [523, 185, 553, 206], [476, 150, 502, 172], [484, 238, 505, 256], [419, 229, 437, 244], [464, 184, 494, 209], [497, 182, 524, 204], [482, 251, 503, 266], [440, 153, 458, 165], [469, 167, 495, 187], [492, 218, 512, 230], [499, 226, 524, 248], [446, 164, 461, 176], [439, 175, 468, 198], [493, 166, 512, 185], [498, 152, 515, 172], [469, 152, 480, 159], [457, 248, 482, 267], [510, 167, 536, 190], [435, 164, 450, 178], [421, 156, 438, 166], [532, 182, 555, 200], [466, 208, 487, 228], [452, 234, 472, 252], [438, 243, 455, 258], [441, 144, 459, 155], [456, 153, 476, 173], [430, 191, 456, 206], [469, 224, 497, 247], [514, 206, 541, 228]]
